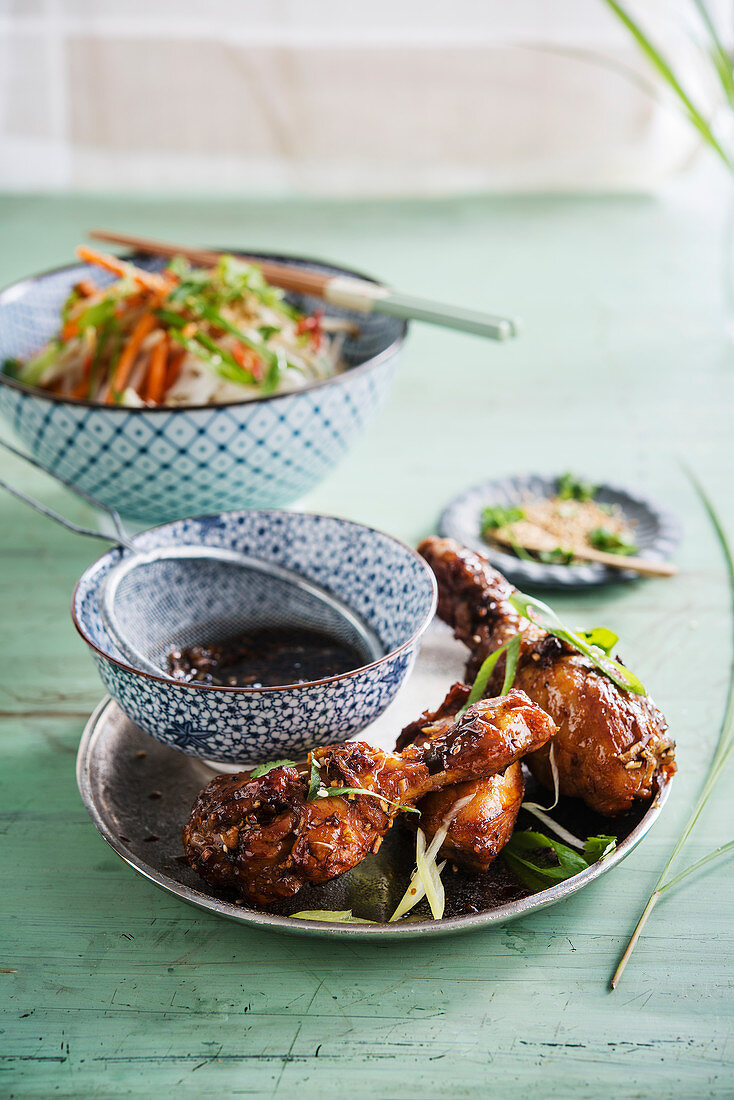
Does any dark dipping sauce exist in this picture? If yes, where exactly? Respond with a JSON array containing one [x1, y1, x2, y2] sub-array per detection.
[[167, 627, 366, 688]]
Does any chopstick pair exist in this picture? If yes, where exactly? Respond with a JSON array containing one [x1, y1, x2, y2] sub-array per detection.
[[88, 230, 519, 343]]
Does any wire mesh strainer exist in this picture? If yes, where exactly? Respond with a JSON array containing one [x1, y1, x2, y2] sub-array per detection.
[[0, 439, 383, 679]]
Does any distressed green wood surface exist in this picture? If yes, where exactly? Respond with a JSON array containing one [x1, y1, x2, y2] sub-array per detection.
[[1, 180, 733, 1098]]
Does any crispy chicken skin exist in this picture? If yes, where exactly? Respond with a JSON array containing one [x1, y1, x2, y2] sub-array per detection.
[[183, 689, 556, 906], [418, 537, 676, 817], [416, 765, 524, 873], [398, 682, 527, 872]]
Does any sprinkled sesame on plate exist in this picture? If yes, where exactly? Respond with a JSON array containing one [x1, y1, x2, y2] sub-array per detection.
[[438, 473, 682, 589]]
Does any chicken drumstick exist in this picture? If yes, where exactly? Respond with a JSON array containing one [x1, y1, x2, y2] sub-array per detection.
[[183, 688, 555, 906], [397, 682, 525, 872], [418, 537, 676, 816]]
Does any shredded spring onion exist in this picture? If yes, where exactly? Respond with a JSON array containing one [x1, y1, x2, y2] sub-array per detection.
[[509, 591, 646, 695], [460, 632, 522, 713], [520, 744, 586, 850], [10, 249, 348, 407], [389, 793, 475, 922], [290, 910, 377, 924]]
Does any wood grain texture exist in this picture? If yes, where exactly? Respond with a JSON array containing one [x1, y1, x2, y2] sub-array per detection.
[[1, 180, 733, 1098]]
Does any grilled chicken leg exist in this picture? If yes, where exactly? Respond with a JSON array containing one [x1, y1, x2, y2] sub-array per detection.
[[397, 682, 525, 872], [183, 688, 555, 906], [418, 537, 676, 816]]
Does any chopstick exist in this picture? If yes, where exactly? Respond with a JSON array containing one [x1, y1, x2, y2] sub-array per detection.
[[89, 229, 519, 342], [489, 530, 677, 578]]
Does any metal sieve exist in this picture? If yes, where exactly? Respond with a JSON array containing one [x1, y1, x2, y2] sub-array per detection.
[[0, 439, 384, 679]]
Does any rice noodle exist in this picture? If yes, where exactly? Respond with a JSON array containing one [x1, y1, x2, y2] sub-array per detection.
[[13, 252, 349, 407]]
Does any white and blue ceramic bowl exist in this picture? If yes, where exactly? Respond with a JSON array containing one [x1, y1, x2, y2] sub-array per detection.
[[0, 253, 406, 522], [72, 511, 437, 765]]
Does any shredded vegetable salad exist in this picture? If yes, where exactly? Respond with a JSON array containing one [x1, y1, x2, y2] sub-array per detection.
[[3, 247, 351, 407]]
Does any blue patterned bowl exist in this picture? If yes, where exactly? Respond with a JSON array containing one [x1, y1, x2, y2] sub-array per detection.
[[0, 253, 406, 522], [72, 511, 437, 764]]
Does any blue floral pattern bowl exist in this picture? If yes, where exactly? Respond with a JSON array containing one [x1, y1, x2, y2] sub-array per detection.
[[72, 511, 437, 765], [0, 253, 406, 522]]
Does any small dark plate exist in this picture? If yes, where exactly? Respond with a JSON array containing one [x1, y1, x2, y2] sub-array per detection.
[[77, 695, 672, 940], [438, 474, 682, 589]]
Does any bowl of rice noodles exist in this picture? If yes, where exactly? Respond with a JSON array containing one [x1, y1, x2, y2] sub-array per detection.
[[0, 249, 406, 521]]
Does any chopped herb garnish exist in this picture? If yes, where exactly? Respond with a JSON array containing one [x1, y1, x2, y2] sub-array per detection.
[[584, 835, 617, 863], [537, 547, 575, 565], [503, 830, 589, 891], [589, 526, 638, 555], [2, 357, 21, 378], [578, 628, 618, 657], [481, 504, 525, 534], [509, 590, 646, 695], [501, 828, 619, 893], [558, 472, 598, 501], [76, 296, 117, 334], [250, 758, 297, 778]]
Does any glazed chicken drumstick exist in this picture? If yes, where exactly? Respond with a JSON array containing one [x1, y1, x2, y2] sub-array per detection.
[[183, 688, 556, 906], [418, 537, 676, 817], [397, 683, 525, 872]]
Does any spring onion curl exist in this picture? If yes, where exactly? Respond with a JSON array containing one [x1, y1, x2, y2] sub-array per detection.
[[8, 249, 350, 407], [519, 744, 583, 850], [509, 591, 646, 695]]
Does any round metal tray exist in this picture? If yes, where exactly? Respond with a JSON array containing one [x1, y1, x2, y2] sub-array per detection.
[[438, 474, 682, 588], [77, 696, 672, 940]]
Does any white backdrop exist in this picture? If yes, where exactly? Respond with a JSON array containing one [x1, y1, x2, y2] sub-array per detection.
[[0, 0, 730, 194]]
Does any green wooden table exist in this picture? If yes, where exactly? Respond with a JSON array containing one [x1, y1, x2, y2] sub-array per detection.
[[1, 181, 733, 1098]]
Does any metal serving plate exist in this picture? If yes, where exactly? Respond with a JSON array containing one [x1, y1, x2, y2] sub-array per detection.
[[438, 473, 682, 589], [77, 623, 672, 940]]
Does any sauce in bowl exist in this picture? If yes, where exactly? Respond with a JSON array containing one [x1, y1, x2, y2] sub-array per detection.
[[167, 627, 366, 688]]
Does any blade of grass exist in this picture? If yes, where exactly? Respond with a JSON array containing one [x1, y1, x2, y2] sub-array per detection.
[[603, 0, 733, 168], [611, 468, 734, 988], [658, 839, 734, 895], [692, 0, 734, 109]]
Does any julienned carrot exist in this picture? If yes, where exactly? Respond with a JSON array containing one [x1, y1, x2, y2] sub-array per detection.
[[70, 378, 89, 399], [107, 313, 157, 401], [73, 279, 97, 298], [233, 344, 263, 381], [144, 334, 168, 404], [75, 245, 169, 294], [164, 346, 185, 392]]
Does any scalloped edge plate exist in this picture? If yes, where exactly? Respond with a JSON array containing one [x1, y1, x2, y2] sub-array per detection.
[[438, 474, 682, 589]]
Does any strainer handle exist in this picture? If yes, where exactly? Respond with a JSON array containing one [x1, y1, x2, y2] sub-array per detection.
[[0, 438, 136, 552]]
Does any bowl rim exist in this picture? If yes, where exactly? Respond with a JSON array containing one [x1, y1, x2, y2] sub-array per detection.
[[71, 509, 438, 695], [0, 249, 408, 413]]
